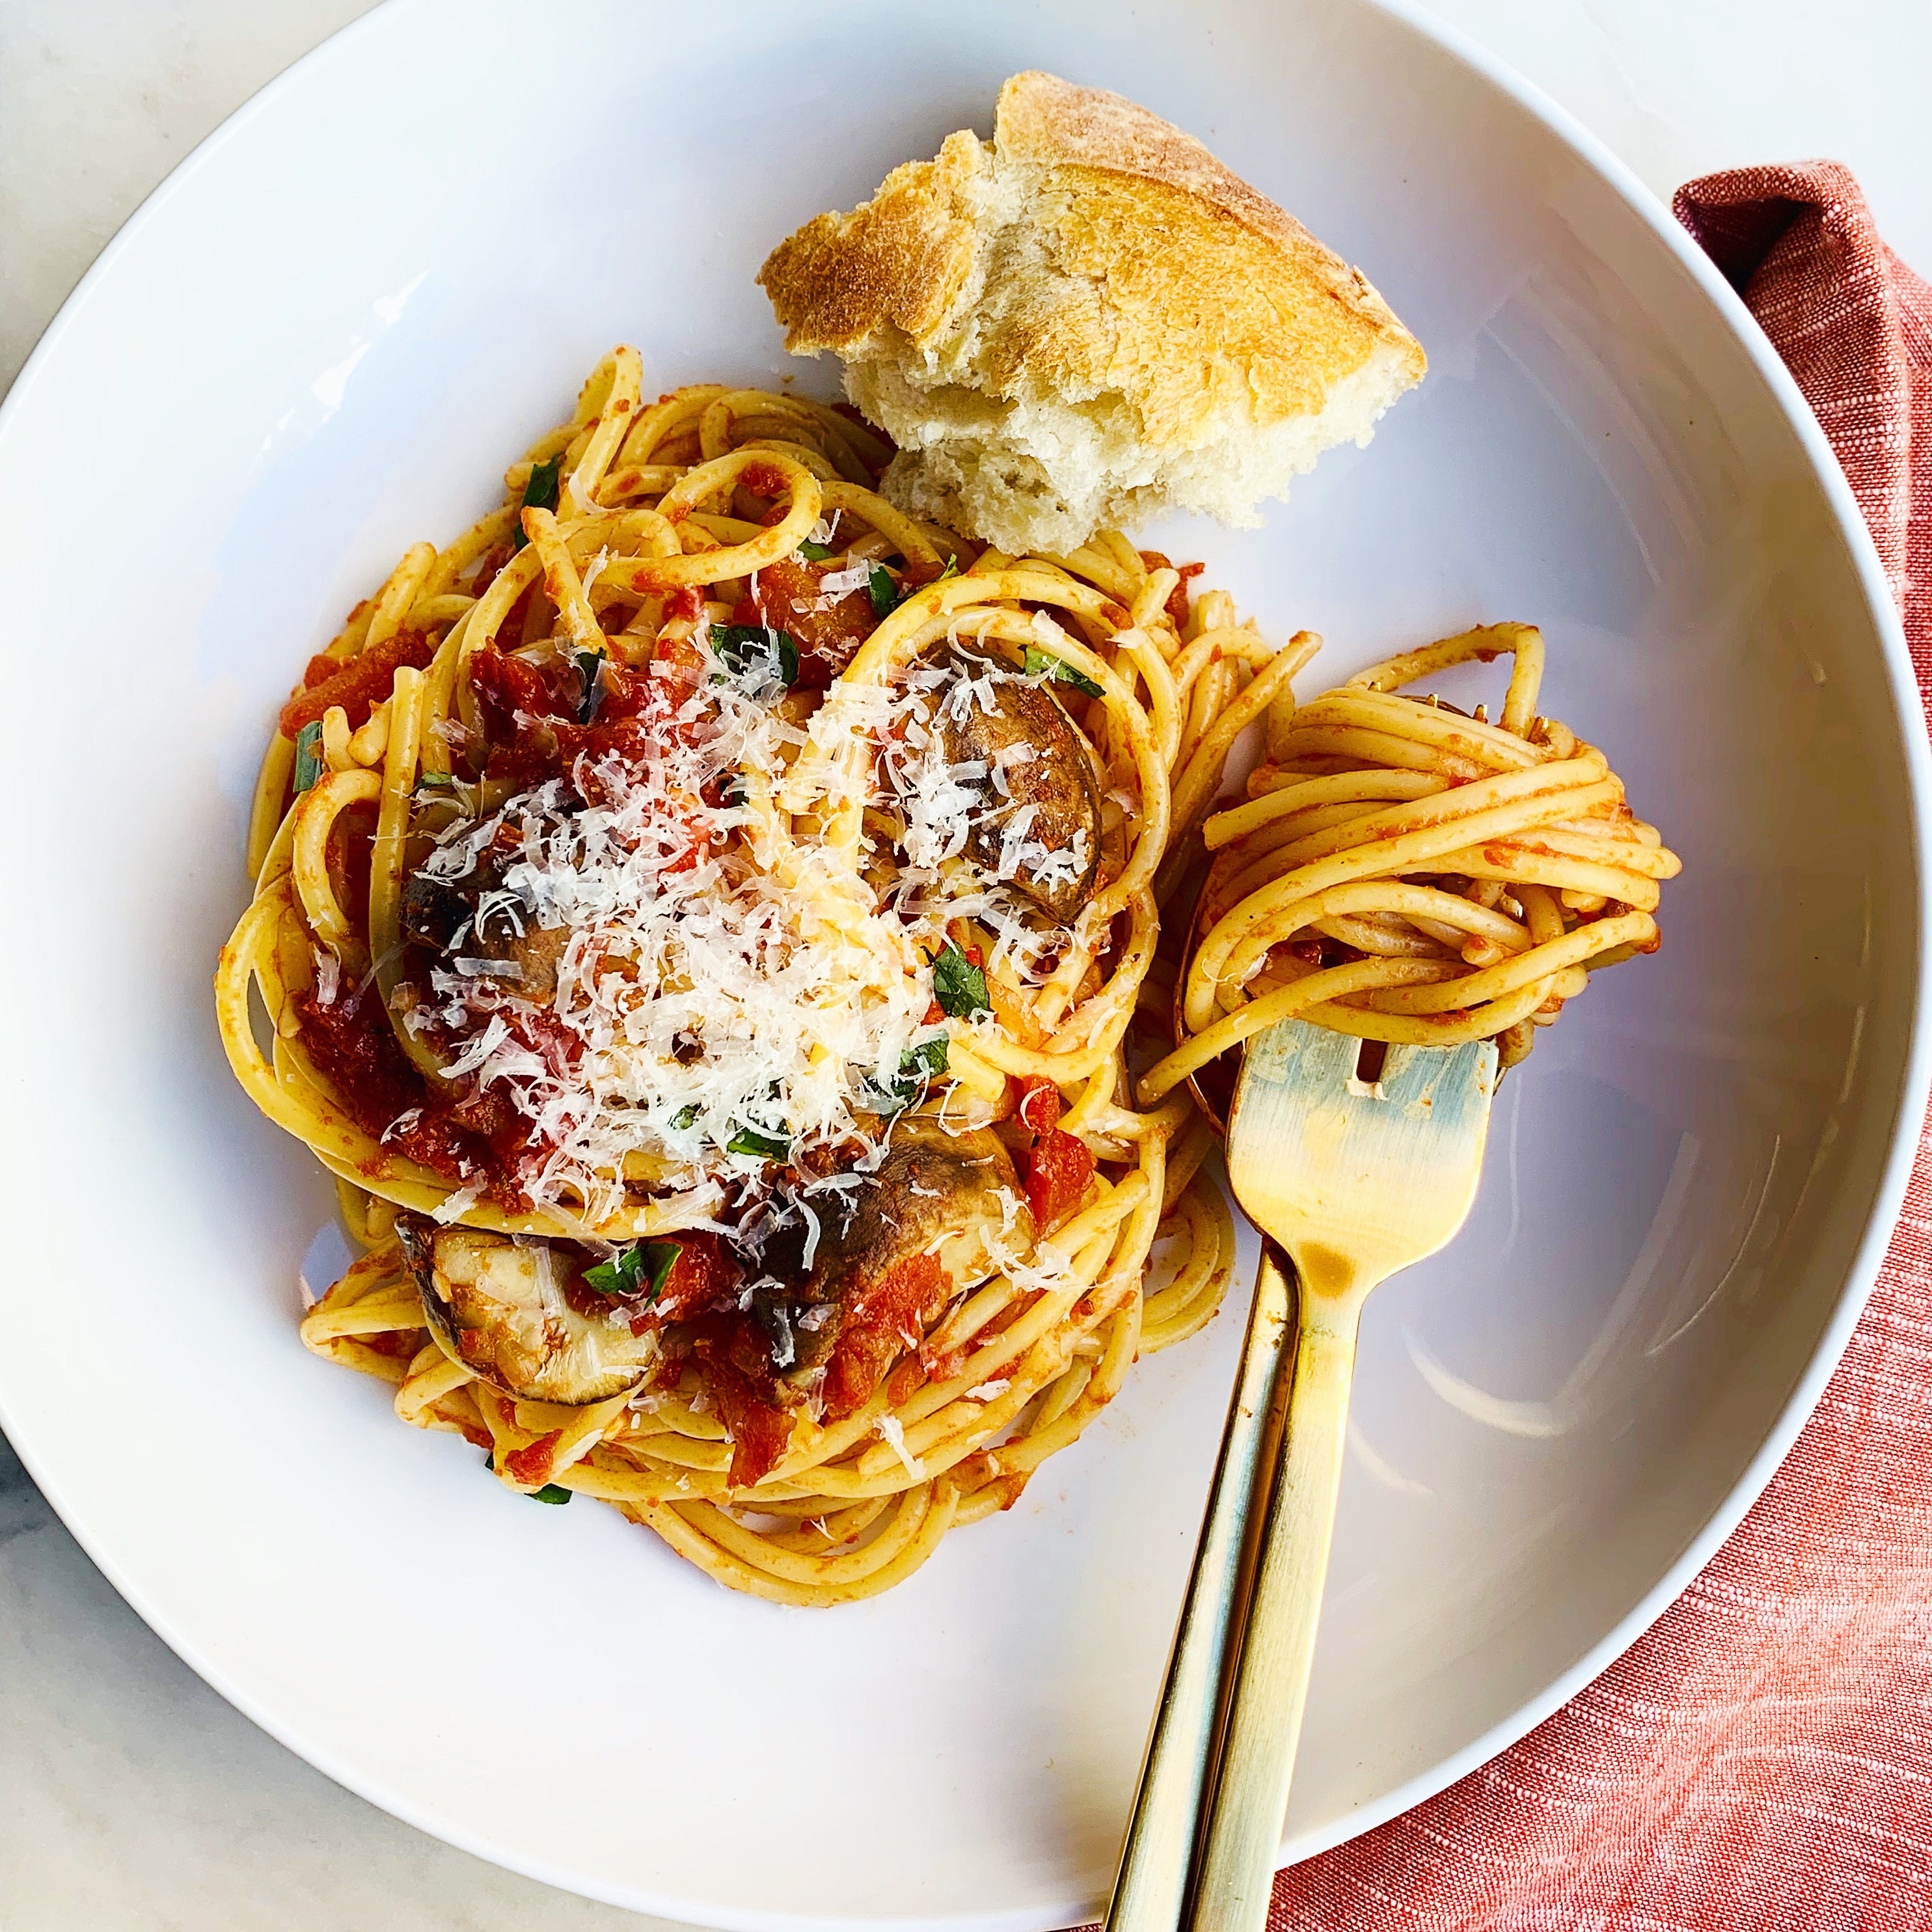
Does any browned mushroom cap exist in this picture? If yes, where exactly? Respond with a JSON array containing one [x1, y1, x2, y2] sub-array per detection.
[[396, 1218, 657, 1405], [401, 870, 572, 1000], [936, 655, 1102, 924], [763, 1124, 1033, 1382], [814, 1124, 1027, 1303]]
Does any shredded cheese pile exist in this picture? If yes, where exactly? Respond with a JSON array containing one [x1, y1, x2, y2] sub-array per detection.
[[402, 637, 940, 1225]]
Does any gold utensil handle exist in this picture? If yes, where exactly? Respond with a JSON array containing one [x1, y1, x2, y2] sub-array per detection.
[[1104, 1245, 1294, 1932], [1188, 1299, 1359, 1931]]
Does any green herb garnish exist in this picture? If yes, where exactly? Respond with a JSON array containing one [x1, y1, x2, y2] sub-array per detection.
[[905, 1033, 949, 1081], [573, 646, 605, 725], [670, 1102, 701, 1130], [869, 1033, 949, 1115], [415, 770, 457, 792], [929, 941, 990, 1019], [712, 623, 799, 690], [727, 1124, 793, 1162], [293, 720, 324, 795], [798, 538, 835, 562], [583, 1239, 682, 1299], [867, 563, 903, 617], [1023, 646, 1104, 700], [509, 455, 563, 552]]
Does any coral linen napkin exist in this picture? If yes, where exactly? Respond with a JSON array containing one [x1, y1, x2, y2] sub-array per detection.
[[1262, 166, 1932, 1932], [1069, 165, 1932, 1932]]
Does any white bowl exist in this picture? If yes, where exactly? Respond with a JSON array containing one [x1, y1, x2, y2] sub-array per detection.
[[0, 1, 1924, 1925]]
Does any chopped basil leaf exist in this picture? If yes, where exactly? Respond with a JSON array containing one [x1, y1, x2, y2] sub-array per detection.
[[526, 455, 563, 513], [573, 646, 605, 725], [1023, 646, 1104, 700], [584, 1239, 682, 1299], [727, 1124, 793, 1162], [936, 554, 960, 582], [415, 770, 456, 791], [930, 941, 990, 1019], [509, 455, 562, 552], [293, 720, 324, 795], [670, 1102, 701, 1130], [869, 1033, 949, 1115], [798, 538, 834, 561], [867, 563, 902, 617], [712, 623, 799, 691], [640, 1240, 683, 1296]]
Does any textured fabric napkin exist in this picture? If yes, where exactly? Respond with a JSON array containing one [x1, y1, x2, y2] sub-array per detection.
[[1259, 165, 1932, 1932]]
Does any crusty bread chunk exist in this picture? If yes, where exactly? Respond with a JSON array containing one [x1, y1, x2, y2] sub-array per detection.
[[758, 71, 1426, 554]]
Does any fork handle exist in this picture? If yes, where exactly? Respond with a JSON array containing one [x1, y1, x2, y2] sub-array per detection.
[[1187, 1294, 1360, 1931], [1104, 1245, 1294, 1932]]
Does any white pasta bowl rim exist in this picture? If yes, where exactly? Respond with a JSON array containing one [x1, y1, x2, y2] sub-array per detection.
[[0, 0, 1925, 1925]]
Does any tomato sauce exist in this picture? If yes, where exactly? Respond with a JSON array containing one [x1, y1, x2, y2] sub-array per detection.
[[682, 1312, 796, 1486], [295, 987, 480, 1183], [1137, 551, 1204, 631], [288, 540, 1022, 1476]]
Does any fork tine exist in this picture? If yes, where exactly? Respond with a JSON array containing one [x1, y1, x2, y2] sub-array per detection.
[[1227, 1023, 1499, 1298]]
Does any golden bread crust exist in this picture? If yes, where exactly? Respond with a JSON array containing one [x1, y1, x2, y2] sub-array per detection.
[[757, 129, 986, 353], [757, 71, 1426, 452]]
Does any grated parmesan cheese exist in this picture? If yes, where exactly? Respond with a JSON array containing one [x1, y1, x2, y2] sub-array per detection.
[[400, 627, 938, 1225], [873, 1413, 925, 1480]]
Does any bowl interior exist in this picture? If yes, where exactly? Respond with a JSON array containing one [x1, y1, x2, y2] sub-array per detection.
[[0, 0, 1918, 1925]]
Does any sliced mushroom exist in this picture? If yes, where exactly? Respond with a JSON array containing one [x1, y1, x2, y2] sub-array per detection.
[[936, 654, 1103, 923], [401, 867, 572, 1000], [396, 1218, 657, 1405], [811, 1123, 1027, 1307], [755, 1125, 1033, 1415]]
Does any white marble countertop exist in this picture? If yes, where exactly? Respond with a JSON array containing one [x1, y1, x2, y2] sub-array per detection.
[[4, 2, 1929, 1925]]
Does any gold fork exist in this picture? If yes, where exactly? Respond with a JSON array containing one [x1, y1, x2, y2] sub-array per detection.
[[1108, 1018, 1500, 1931]]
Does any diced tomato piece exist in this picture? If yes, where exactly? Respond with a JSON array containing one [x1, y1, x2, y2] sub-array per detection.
[[647, 1232, 738, 1328], [502, 1432, 561, 1487], [293, 987, 479, 1183], [1025, 1129, 1095, 1229], [1016, 1075, 1061, 1134], [737, 556, 874, 688], [820, 1252, 947, 1421], [1015, 1077, 1093, 1227], [469, 642, 571, 728], [704, 1359, 795, 1488], [280, 629, 439, 737]]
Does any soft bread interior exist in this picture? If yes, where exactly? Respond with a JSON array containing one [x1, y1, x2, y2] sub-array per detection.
[[759, 77, 1426, 555], [850, 334, 1422, 557]]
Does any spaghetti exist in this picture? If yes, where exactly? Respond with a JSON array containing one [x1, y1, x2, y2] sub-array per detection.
[[1141, 622, 1680, 1108], [216, 347, 1273, 1604]]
